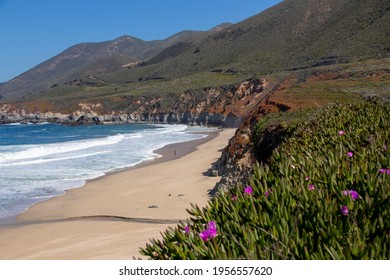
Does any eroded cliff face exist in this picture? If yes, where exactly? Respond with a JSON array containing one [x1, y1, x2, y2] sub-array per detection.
[[210, 92, 290, 193], [209, 65, 390, 193], [0, 78, 269, 127], [209, 72, 322, 193]]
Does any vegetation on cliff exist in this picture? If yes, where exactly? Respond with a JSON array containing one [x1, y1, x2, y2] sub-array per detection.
[[1, 0, 388, 115], [141, 99, 389, 259]]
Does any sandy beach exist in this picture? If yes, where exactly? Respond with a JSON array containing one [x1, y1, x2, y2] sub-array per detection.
[[0, 128, 235, 259]]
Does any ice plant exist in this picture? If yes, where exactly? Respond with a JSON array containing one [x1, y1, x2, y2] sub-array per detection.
[[339, 130, 345, 135], [305, 176, 310, 181], [349, 190, 359, 200], [347, 151, 354, 157], [199, 230, 209, 241], [244, 185, 253, 195], [207, 221, 217, 238], [265, 190, 271, 198], [308, 184, 316, 191], [379, 168, 390, 175], [184, 226, 190, 234], [342, 189, 359, 200], [231, 195, 238, 201], [340, 205, 349, 216], [199, 221, 217, 241]]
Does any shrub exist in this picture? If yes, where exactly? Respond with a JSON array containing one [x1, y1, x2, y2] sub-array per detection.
[[141, 99, 389, 259]]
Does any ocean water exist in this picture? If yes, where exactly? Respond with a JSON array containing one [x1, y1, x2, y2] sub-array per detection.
[[0, 123, 213, 220]]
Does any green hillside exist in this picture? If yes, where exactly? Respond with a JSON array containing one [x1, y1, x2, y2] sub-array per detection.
[[0, 28, 220, 100], [141, 99, 390, 259], [0, 0, 388, 109], [124, 0, 389, 80]]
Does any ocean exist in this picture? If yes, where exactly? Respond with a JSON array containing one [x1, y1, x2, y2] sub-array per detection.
[[0, 122, 213, 220]]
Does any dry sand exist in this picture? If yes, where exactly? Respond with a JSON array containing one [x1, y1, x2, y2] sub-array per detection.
[[0, 128, 235, 259]]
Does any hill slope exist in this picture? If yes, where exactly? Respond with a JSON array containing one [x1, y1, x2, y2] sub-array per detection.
[[0, 0, 388, 109], [135, 0, 389, 77], [141, 99, 390, 259], [0, 26, 223, 100]]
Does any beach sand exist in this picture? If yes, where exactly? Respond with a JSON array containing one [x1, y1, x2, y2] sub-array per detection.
[[0, 128, 235, 259]]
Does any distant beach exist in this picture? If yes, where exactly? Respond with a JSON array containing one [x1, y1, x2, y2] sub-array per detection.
[[0, 123, 216, 220], [0, 128, 235, 259]]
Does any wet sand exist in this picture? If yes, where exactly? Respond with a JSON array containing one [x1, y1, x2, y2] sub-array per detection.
[[0, 128, 235, 259]]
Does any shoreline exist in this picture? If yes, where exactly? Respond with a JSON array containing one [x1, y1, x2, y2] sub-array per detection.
[[0, 128, 235, 259], [0, 129, 219, 226]]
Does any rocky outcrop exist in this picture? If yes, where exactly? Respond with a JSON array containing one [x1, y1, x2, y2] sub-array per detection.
[[209, 79, 293, 193], [0, 77, 269, 127]]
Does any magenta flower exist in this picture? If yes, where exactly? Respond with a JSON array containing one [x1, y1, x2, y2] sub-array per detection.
[[184, 226, 190, 233], [379, 168, 390, 175], [208, 221, 216, 230], [199, 230, 209, 241], [342, 189, 359, 200], [308, 184, 316, 191], [349, 190, 359, 200], [244, 185, 253, 195], [340, 205, 349, 216], [265, 190, 271, 198], [339, 130, 345, 135], [305, 176, 310, 181], [347, 151, 354, 157], [199, 221, 217, 241], [207, 221, 217, 238], [231, 195, 238, 201]]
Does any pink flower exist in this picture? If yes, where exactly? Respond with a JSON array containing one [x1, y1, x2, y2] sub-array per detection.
[[347, 151, 354, 157], [342, 189, 359, 200], [349, 190, 359, 200], [231, 195, 238, 201], [305, 176, 310, 181], [199, 221, 217, 241], [379, 168, 390, 175], [308, 184, 316, 191], [184, 226, 190, 233], [265, 190, 271, 198], [244, 186, 253, 195], [207, 221, 217, 238], [340, 205, 349, 216], [339, 130, 345, 135], [208, 221, 216, 230], [199, 230, 209, 241]]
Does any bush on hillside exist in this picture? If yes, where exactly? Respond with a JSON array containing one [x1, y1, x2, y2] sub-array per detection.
[[141, 99, 389, 259]]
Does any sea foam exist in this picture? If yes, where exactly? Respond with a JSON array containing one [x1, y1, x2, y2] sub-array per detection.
[[0, 123, 214, 220]]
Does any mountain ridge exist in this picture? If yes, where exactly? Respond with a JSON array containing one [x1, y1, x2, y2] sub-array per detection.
[[0, 23, 232, 99], [0, 0, 389, 108]]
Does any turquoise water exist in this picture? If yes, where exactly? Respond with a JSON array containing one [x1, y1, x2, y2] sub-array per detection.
[[0, 123, 211, 219]]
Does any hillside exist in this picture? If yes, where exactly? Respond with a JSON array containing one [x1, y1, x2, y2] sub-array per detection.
[[0, 26, 223, 100], [0, 0, 388, 112], [142, 98, 390, 259]]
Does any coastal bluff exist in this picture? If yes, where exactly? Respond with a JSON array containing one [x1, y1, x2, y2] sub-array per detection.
[[0, 78, 269, 127]]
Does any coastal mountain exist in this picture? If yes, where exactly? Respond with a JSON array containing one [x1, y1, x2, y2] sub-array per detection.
[[0, 0, 389, 116], [0, 25, 229, 100]]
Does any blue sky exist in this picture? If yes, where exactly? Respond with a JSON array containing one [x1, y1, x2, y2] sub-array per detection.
[[0, 0, 282, 83]]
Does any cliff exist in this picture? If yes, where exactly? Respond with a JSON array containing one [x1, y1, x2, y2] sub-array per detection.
[[210, 60, 390, 192], [0, 78, 270, 127]]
